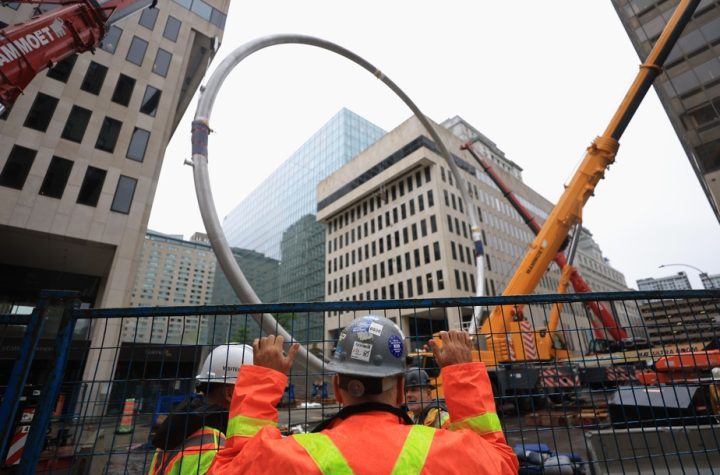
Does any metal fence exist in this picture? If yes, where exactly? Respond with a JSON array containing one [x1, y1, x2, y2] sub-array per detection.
[[1, 289, 719, 474]]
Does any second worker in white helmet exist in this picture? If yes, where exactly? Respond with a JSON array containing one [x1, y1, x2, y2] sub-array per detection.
[[149, 344, 253, 475]]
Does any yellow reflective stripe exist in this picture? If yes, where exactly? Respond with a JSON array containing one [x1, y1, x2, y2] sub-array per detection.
[[449, 411, 502, 434], [391, 425, 435, 475], [293, 433, 354, 475], [226, 414, 274, 438]]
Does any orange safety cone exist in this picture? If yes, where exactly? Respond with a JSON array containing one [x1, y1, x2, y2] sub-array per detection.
[[116, 398, 135, 434]]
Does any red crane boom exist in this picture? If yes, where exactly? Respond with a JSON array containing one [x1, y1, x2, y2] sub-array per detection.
[[0, 0, 153, 109]]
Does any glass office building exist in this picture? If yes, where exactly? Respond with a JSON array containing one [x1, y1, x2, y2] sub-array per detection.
[[612, 0, 720, 222], [218, 108, 385, 341]]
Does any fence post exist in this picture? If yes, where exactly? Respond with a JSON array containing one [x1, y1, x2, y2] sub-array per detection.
[[0, 296, 50, 461], [18, 290, 79, 475]]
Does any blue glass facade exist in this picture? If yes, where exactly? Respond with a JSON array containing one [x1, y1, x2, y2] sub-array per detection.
[[219, 108, 385, 340]]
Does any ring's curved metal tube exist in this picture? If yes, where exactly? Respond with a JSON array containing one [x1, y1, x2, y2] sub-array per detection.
[[191, 34, 483, 372]]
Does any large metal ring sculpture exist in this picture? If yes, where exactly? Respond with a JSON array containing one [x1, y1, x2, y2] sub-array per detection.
[[190, 34, 483, 372]]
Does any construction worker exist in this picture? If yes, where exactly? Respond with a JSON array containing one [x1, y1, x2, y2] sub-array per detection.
[[404, 366, 450, 428], [148, 344, 253, 475], [209, 315, 518, 474]]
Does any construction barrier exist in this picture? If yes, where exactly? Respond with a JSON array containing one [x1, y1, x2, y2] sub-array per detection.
[[0, 289, 718, 474]]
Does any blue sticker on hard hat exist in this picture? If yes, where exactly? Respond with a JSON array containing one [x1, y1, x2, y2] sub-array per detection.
[[352, 321, 371, 333], [388, 335, 404, 358]]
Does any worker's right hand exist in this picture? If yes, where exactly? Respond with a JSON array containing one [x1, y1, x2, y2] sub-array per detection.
[[429, 330, 472, 368], [253, 335, 300, 374]]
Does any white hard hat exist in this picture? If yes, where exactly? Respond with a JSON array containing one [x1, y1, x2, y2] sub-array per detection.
[[196, 344, 253, 385], [712, 367, 720, 381]]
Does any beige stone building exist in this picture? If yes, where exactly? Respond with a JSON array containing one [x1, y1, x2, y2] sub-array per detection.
[[122, 230, 215, 344], [0, 0, 229, 410], [317, 115, 638, 352]]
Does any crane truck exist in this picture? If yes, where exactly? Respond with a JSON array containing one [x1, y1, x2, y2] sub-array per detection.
[[413, 0, 702, 405], [0, 0, 154, 114]]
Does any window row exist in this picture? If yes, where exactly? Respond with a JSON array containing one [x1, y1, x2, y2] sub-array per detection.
[[328, 166, 433, 234], [171, 0, 227, 29], [19, 93, 153, 161], [45, 56, 163, 116], [0, 145, 137, 214], [327, 242, 442, 295], [328, 217, 438, 273], [453, 269, 477, 293], [328, 192, 435, 254], [328, 270, 446, 299]]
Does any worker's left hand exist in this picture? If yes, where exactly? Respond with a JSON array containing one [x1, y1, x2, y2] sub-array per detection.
[[253, 335, 300, 374]]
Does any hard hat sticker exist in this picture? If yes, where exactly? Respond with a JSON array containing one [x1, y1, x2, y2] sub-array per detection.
[[369, 322, 383, 336], [351, 341, 372, 362], [355, 331, 373, 341], [352, 321, 371, 333], [388, 335, 404, 358]]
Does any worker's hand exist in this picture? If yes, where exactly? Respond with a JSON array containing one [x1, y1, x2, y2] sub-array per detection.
[[253, 335, 300, 374], [429, 331, 472, 368]]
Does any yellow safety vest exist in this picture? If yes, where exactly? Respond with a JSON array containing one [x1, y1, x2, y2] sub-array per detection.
[[292, 424, 435, 474]]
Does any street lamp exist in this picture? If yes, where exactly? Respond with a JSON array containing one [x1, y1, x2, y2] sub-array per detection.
[[658, 263, 714, 289]]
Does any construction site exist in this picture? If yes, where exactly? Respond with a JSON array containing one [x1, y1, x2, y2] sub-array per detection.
[[1, 0, 720, 474]]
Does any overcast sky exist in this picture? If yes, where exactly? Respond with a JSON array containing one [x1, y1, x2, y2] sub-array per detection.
[[149, 1, 720, 290]]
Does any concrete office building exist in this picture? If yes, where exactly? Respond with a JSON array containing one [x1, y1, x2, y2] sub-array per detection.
[[317, 115, 638, 352], [0, 0, 229, 410], [612, 0, 720, 222], [637, 271, 693, 290], [700, 272, 720, 289], [122, 231, 215, 344], [701, 273, 720, 288], [640, 297, 720, 347], [220, 108, 385, 341]]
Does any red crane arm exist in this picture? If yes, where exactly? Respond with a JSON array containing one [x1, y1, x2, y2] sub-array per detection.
[[0, 0, 151, 108]]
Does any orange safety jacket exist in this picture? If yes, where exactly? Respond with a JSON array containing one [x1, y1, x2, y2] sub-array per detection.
[[149, 426, 224, 475], [208, 363, 519, 474]]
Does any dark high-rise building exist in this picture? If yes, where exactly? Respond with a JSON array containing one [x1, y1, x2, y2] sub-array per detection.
[[612, 0, 720, 222]]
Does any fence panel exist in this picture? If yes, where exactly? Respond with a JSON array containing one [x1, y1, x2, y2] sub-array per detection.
[[1, 290, 718, 474]]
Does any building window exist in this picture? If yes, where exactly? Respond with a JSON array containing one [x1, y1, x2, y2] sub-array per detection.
[[210, 8, 226, 28], [100, 25, 122, 53], [437, 270, 445, 290], [140, 86, 161, 116], [126, 36, 148, 66], [111, 74, 136, 106], [433, 241, 441, 261], [127, 128, 150, 162], [191, 0, 212, 20], [24, 93, 58, 132], [61, 106, 92, 143], [111, 175, 137, 214], [39, 156, 73, 199], [163, 15, 181, 41], [152, 49, 172, 77], [0, 145, 36, 190], [138, 7, 159, 29], [95, 117, 122, 152], [46, 54, 77, 82], [77, 166, 106, 206], [80, 61, 108, 95]]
